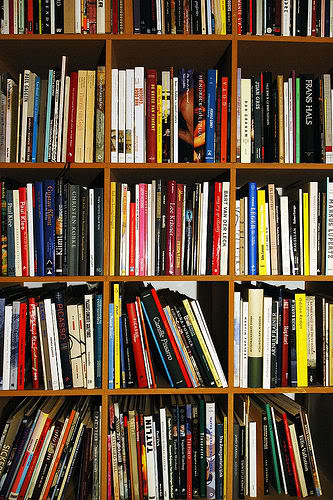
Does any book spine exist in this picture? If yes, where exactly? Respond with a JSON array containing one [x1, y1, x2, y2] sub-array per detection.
[[95, 66, 105, 162], [147, 69, 157, 162], [18, 187, 28, 277], [165, 180, 176, 275], [248, 182, 258, 275], [66, 72, 78, 162], [44, 180, 56, 276], [205, 69, 217, 162], [6, 190, 15, 276], [134, 67, 145, 163], [94, 187, 104, 276], [94, 293, 103, 388]]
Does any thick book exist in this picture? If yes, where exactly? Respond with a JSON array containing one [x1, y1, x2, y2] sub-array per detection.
[[44, 180, 56, 276]]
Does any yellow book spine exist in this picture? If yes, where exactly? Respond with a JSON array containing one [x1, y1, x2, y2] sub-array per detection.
[[295, 293, 308, 387], [183, 299, 222, 387], [257, 189, 267, 275], [84, 70, 95, 163], [114, 283, 120, 389], [74, 70, 87, 163], [110, 182, 116, 276], [223, 415, 227, 499], [303, 192, 310, 275], [221, 0, 226, 34], [157, 84, 162, 163]]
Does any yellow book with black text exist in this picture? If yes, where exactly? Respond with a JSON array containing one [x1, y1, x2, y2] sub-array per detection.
[[114, 283, 120, 389], [303, 192, 310, 275], [220, 0, 226, 34], [110, 182, 116, 276], [295, 293, 308, 387], [257, 189, 267, 275]]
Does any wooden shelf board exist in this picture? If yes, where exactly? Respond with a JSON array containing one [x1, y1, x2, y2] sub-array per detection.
[[237, 34, 333, 43], [233, 275, 332, 281], [0, 389, 103, 396], [234, 386, 333, 394], [0, 34, 108, 40], [111, 34, 234, 41], [0, 162, 106, 168], [107, 387, 230, 395], [0, 276, 106, 282], [110, 162, 232, 169], [108, 275, 230, 282], [235, 162, 333, 169]]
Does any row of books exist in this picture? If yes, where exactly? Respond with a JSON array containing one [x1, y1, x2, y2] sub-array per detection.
[[0, 0, 106, 33], [0, 283, 103, 390], [108, 283, 228, 389], [233, 394, 322, 498], [235, 180, 333, 276], [237, 70, 331, 164], [237, 0, 333, 36], [0, 178, 104, 277], [131, 0, 232, 34], [108, 395, 228, 500], [0, 396, 101, 499], [234, 282, 333, 389], [0, 57, 105, 163], [109, 179, 230, 277], [111, 67, 231, 164]]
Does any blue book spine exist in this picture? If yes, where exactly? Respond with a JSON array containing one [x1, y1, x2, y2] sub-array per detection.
[[216, 422, 224, 499], [31, 76, 41, 162], [10, 301, 20, 390], [141, 302, 174, 387], [34, 181, 45, 276], [94, 293, 103, 388], [44, 180, 56, 276], [6, 190, 15, 276], [119, 307, 126, 388], [108, 303, 114, 389], [44, 70, 54, 162], [205, 69, 217, 163], [248, 182, 258, 275]]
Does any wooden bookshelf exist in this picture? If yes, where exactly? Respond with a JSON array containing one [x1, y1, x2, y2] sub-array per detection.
[[1, 3, 333, 499]]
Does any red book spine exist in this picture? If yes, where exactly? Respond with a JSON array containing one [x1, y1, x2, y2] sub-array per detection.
[[151, 288, 192, 387], [19, 187, 28, 277], [29, 297, 39, 389], [237, 0, 242, 33], [126, 301, 148, 387], [221, 77, 228, 163], [281, 298, 289, 387], [129, 201, 136, 276], [186, 410, 192, 500], [282, 412, 302, 497], [175, 183, 184, 276], [113, 0, 118, 33], [165, 180, 176, 275], [9, 0, 14, 33], [147, 70, 157, 162], [66, 72, 78, 162], [212, 182, 222, 275], [312, 0, 317, 35], [26, 0, 33, 33], [249, 0, 253, 33], [107, 434, 112, 499], [17, 301, 27, 390]]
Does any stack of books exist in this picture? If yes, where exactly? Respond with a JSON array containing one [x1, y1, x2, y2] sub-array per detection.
[[0, 396, 101, 499], [0, 283, 103, 390], [237, 70, 332, 164], [110, 178, 230, 277], [108, 283, 228, 389], [0, 0, 106, 33], [131, 0, 233, 34], [238, 0, 333, 37], [111, 67, 230, 163], [234, 282, 333, 389], [0, 57, 105, 163], [235, 180, 333, 276], [233, 394, 322, 498], [108, 395, 228, 500], [0, 177, 104, 277]]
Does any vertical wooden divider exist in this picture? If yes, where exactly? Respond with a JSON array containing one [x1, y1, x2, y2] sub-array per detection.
[[105, 40, 112, 163]]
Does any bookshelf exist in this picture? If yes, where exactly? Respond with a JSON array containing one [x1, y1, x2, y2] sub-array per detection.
[[0, 1, 333, 499]]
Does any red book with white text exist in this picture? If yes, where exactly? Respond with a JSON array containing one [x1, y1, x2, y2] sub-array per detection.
[[165, 180, 176, 275], [19, 187, 29, 277], [220, 77, 228, 163], [237, 0, 242, 33], [175, 183, 184, 275], [27, 0, 33, 33], [17, 301, 27, 390], [212, 182, 222, 275], [29, 297, 39, 389], [281, 298, 290, 387], [126, 301, 148, 387], [147, 69, 157, 162], [66, 72, 78, 162]]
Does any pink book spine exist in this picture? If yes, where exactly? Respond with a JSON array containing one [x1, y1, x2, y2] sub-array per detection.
[[139, 183, 146, 276]]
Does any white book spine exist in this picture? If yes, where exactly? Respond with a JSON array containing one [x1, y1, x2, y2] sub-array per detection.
[[308, 0, 313, 35], [51, 303, 64, 390], [249, 421, 257, 497], [206, 0, 212, 33], [84, 294, 95, 389], [282, 0, 290, 34], [50, 0, 55, 33], [326, 181, 333, 274], [13, 189, 22, 276], [292, 0, 296, 34], [125, 69, 135, 163], [284, 82, 289, 163], [75, 0, 81, 33], [5, 79, 13, 162], [147, 184, 152, 276], [97, 0, 105, 33], [135, 184, 140, 275], [61, 76, 71, 162], [20, 70, 30, 163], [2, 0, 9, 33], [57, 56, 67, 162], [44, 298, 59, 390], [262, 296, 272, 389], [111, 69, 119, 163], [244, 196, 248, 275], [265, 202, 271, 275], [288, 77, 293, 163], [241, 300, 248, 388], [173, 76, 178, 163], [151, 180, 156, 276], [26, 183, 35, 276], [118, 70, 126, 163], [200, 182, 209, 275], [3, 305, 12, 390], [280, 196, 291, 275], [67, 304, 84, 388], [160, 408, 170, 500], [144, 416, 157, 500], [309, 182, 318, 275], [89, 189, 95, 276], [235, 199, 241, 274], [256, 0, 263, 34], [156, 0, 162, 33], [36, 307, 47, 390], [134, 67, 145, 163], [220, 182, 230, 275], [240, 79, 251, 163], [330, 0, 333, 36]]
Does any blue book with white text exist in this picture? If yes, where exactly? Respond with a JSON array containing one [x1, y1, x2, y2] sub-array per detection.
[[34, 181, 45, 276], [205, 69, 217, 163], [44, 180, 56, 275], [31, 76, 41, 162], [248, 182, 258, 275]]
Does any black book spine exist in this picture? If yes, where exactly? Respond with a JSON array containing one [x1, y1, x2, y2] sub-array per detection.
[[133, 0, 141, 32], [226, 0, 232, 32], [151, 0, 157, 32], [266, 0, 273, 33], [191, 0, 201, 33], [139, 0, 147, 32], [301, 74, 315, 162], [241, 0, 247, 33], [62, 182, 68, 276], [79, 186, 88, 276], [254, 77, 262, 162], [67, 184, 80, 276], [175, 0, 184, 32], [263, 72, 273, 162], [184, 186, 194, 275], [276, 295, 283, 387], [54, 290, 73, 388], [262, 411, 270, 494], [252, 0, 256, 34], [179, 404, 186, 498], [155, 179, 162, 275], [55, 0, 64, 32], [272, 84, 279, 162], [296, 0, 302, 34], [94, 187, 104, 276], [289, 298, 297, 386], [232, 423, 240, 499], [42, 0, 51, 33], [277, 420, 297, 495], [271, 300, 278, 388], [164, 0, 171, 33], [171, 403, 180, 498], [192, 404, 200, 497], [316, 0, 321, 35], [55, 178, 63, 276], [122, 310, 136, 386], [238, 424, 245, 499], [289, 200, 300, 275], [33, 0, 40, 33], [325, 0, 330, 36], [294, 413, 315, 495]]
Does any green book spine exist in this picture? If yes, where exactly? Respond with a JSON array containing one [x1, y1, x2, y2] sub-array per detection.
[[248, 357, 263, 388], [199, 399, 206, 497], [265, 403, 282, 494], [296, 77, 301, 163]]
